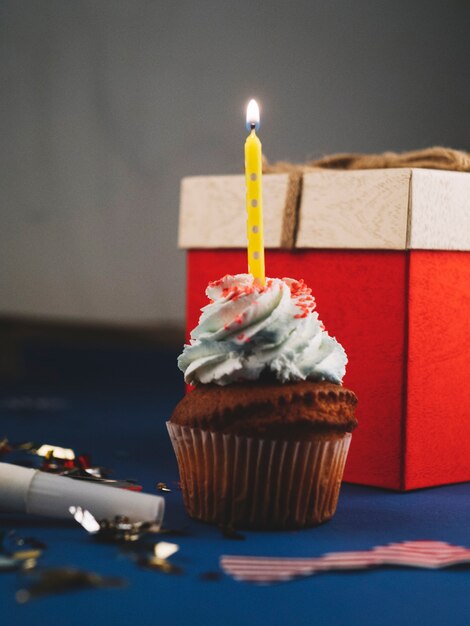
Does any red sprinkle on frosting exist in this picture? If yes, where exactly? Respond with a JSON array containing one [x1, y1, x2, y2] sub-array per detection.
[[286, 277, 317, 318], [208, 275, 270, 303], [208, 275, 322, 326], [208, 276, 226, 288], [220, 285, 256, 301]]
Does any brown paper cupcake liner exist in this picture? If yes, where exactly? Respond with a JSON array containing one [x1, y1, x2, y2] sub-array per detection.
[[167, 422, 351, 529]]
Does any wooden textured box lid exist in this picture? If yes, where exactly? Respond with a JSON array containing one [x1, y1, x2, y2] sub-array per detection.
[[179, 168, 470, 251]]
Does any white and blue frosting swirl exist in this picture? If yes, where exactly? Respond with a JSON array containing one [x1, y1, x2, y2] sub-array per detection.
[[178, 274, 347, 386]]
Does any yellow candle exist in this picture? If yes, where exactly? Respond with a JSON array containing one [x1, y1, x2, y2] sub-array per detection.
[[245, 99, 265, 286]]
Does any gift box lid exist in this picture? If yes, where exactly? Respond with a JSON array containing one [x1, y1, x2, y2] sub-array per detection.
[[179, 168, 470, 251]]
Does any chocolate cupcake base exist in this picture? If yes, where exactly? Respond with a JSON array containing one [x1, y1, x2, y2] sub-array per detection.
[[167, 422, 351, 529]]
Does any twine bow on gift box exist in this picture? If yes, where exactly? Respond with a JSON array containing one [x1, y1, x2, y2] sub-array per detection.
[[264, 147, 470, 249]]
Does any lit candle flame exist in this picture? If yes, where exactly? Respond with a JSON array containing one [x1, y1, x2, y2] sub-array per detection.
[[246, 99, 260, 131]]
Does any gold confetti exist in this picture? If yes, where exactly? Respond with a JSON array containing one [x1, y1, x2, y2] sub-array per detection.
[[16, 567, 126, 603], [156, 482, 172, 492], [70, 508, 160, 542], [137, 543, 183, 575]]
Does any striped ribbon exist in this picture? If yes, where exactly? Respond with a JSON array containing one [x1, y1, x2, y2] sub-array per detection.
[[221, 541, 470, 584]]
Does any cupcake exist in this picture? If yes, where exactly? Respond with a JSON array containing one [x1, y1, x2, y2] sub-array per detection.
[[167, 274, 357, 529]]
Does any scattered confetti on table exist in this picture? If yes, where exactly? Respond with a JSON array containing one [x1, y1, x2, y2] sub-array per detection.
[[156, 482, 172, 492], [0, 436, 142, 490], [69, 507, 182, 574], [70, 506, 160, 542], [136, 542, 183, 574], [0, 530, 43, 572], [16, 567, 127, 603]]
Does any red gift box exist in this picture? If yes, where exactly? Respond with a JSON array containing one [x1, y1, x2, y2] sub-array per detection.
[[179, 168, 470, 490]]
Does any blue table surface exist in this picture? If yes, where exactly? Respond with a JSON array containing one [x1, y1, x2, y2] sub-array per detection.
[[2, 342, 470, 626]]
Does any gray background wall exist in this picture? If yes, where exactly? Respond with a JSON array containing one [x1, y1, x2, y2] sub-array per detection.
[[1, 0, 469, 325]]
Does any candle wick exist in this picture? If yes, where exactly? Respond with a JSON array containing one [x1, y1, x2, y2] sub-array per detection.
[[250, 123, 256, 131]]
